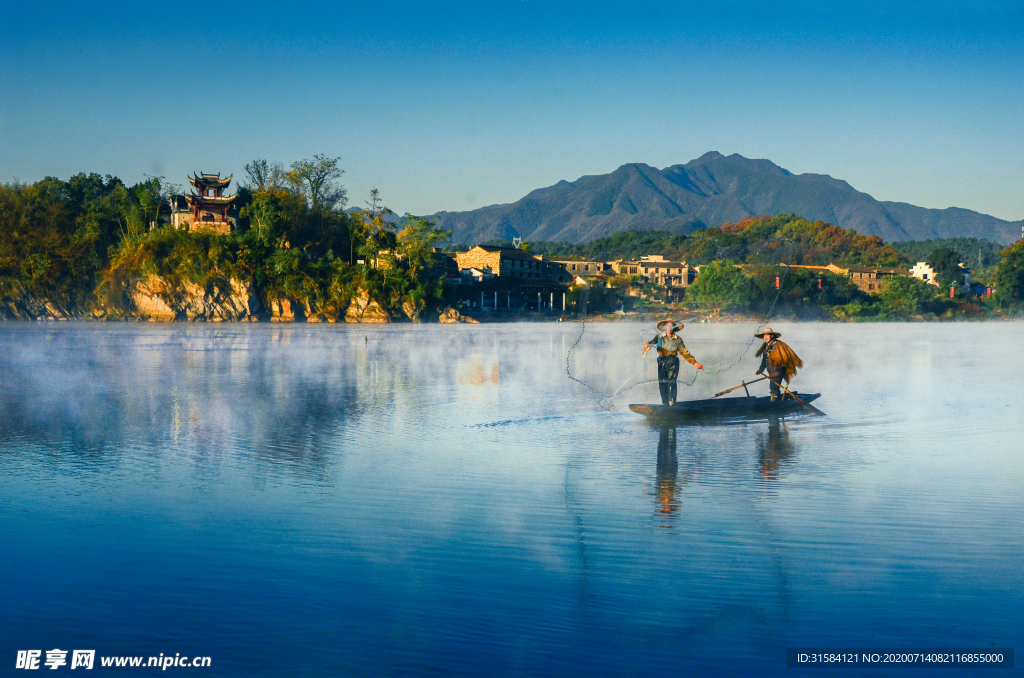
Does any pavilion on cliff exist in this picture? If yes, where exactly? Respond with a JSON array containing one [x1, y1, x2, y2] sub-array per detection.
[[169, 172, 237, 234]]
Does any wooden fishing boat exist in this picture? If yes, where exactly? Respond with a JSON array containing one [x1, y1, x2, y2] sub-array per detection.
[[629, 393, 822, 422]]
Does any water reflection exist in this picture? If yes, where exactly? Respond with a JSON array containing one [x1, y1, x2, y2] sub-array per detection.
[[647, 417, 799, 522], [654, 426, 693, 522], [757, 418, 796, 478], [0, 328, 361, 480], [2, 323, 1022, 676], [457, 355, 500, 386]]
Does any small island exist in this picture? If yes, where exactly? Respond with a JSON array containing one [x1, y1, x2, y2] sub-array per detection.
[[1, 158, 1022, 323]]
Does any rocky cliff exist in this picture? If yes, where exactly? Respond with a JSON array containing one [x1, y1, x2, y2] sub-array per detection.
[[1, 276, 411, 323], [129, 275, 257, 321]]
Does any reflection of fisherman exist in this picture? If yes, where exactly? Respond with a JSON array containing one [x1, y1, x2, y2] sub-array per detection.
[[643, 318, 703, 406], [755, 327, 803, 401], [758, 418, 796, 478], [656, 426, 680, 516]]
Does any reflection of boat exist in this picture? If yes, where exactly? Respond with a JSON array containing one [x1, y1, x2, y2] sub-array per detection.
[[629, 393, 821, 422]]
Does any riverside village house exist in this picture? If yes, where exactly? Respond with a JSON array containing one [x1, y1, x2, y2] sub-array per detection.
[[783, 262, 910, 293], [450, 246, 702, 310], [452, 248, 696, 292], [612, 255, 696, 289], [454, 246, 572, 283]]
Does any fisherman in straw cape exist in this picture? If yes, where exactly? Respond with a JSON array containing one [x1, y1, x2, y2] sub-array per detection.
[[643, 318, 703, 406], [755, 327, 803, 401]]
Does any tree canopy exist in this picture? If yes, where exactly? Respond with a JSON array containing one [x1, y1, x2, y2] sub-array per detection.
[[0, 158, 459, 321], [487, 215, 907, 268], [926, 247, 964, 289], [993, 240, 1024, 305]]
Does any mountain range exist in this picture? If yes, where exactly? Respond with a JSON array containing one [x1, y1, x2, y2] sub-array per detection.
[[431, 152, 1022, 246]]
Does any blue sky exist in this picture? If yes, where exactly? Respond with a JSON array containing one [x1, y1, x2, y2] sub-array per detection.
[[1, 1, 1022, 221]]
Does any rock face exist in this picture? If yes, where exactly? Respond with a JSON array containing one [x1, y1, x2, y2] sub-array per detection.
[[0, 294, 74, 320], [268, 297, 307, 323], [438, 307, 478, 324], [0, 280, 410, 323], [345, 290, 390, 323], [130, 277, 177, 321], [130, 275, 259, 322]]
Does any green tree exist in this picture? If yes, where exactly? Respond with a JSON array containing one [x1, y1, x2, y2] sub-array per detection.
[[397, 215, 451, 278], [0, 175, 134, 312], [747, 266, 860, 311], [992, 240, 1024, 306], [353, 189, 397, 264], [877, 276, 938, 316], [686, 260, 758, 312], [241, 188, 296, 249], [243, 159, 287, 193], [288, 155, 347, 215], [926, 247, 963, 290]]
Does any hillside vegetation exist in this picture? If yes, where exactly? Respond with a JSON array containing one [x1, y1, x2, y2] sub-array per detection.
[[489, 215, 906, 267], [2, 169, 1023, 322], [1, 159, 451, 321]]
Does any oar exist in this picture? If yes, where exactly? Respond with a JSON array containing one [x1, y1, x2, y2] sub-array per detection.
[[767, 378, 826, 416], [714, 376, 767, 397]]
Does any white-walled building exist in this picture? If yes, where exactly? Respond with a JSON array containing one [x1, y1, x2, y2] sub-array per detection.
[[911, 261, 971, 288], [910, 262, 939, 287]]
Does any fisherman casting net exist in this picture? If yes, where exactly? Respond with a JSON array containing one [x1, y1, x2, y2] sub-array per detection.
[[564, 235, 799, 409]]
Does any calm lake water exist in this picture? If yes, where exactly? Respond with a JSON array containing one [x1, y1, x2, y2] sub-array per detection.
[[1, 321, 1021, 676]]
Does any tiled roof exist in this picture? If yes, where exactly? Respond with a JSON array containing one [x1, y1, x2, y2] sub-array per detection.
[[845, 265, 908, 274], [189, 173, 232, 189], [633, 262, 689, 269], [474, 246, 542, 262]]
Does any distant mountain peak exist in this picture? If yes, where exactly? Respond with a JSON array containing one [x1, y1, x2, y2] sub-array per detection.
[[613, 162, 655, 173], [678, 152, 792, 177], [692, 151, 725, 162], [431, 154, 1022, 245]]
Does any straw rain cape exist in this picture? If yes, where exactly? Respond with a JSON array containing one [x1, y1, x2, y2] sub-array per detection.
[[755, 340, 803, 384]]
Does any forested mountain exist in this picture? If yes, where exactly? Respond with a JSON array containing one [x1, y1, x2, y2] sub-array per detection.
[[433, 152, 1023, 245]]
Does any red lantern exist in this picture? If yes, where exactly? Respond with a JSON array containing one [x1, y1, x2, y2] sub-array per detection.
[[775, 276, 780, 289], [950, 286, 955, 298], [817, 278, 822, 290]]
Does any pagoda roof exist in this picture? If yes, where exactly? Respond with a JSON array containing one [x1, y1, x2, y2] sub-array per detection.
[[185, 193, 237, 206], [189, 172, 233, 189]]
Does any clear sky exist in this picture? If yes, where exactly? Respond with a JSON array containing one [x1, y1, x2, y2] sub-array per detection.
[[1, 1, 1022, 221]]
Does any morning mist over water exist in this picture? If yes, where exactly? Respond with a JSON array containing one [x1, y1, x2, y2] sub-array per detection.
[[1, 322, 1021, 676]]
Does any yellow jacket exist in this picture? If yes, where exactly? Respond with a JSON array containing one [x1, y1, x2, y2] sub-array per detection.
[[755, 339, 803, 382]]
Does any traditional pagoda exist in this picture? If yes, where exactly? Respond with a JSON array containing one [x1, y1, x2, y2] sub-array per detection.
[[169, 172, 237, 234]]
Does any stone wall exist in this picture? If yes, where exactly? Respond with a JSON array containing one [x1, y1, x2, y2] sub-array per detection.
[[554, 261, 608, 277], [848, 271, 901, 293], [455, 249, 502, 275], [170, 213, 235, 235]]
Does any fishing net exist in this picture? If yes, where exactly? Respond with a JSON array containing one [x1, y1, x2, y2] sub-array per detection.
[[564, 236, 798, 409]]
